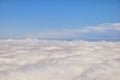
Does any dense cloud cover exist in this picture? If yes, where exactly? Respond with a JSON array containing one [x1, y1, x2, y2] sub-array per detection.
[[0, 39, 120, 80]]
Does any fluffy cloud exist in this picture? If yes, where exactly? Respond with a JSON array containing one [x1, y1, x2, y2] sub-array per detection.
[[0, 39, 120, 80]]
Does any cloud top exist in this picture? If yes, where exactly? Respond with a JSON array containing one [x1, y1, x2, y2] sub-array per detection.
[[0, 40, 120, 80]]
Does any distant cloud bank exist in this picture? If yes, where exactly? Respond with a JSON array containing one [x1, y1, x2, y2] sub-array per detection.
[[0, 40, 120, 80], [23, 23, 120, 41], [0, 23, 120, 41]]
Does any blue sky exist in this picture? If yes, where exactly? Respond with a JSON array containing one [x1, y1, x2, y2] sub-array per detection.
[[0, 0, 120, 41]]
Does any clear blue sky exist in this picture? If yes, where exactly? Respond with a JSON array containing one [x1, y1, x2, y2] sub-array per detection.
[[0, 0, 120, 41]]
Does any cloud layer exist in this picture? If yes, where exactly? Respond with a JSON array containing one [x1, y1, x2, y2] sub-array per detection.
[[0, 39, 120, 80]]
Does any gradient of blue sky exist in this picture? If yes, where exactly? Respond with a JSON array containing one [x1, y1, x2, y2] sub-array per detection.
[[0, 0, 120, 41]]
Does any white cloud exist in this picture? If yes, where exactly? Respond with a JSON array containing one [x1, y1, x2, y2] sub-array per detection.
[[0, 39, 120, 80], [80, 23, 120, 32]]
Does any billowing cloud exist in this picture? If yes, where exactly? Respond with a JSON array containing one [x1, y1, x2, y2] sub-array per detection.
[[23, 23, 120, 41], [0, 39, 120, 80]]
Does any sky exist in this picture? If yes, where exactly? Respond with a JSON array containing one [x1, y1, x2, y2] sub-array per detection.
[[0, 0, 120, 41]]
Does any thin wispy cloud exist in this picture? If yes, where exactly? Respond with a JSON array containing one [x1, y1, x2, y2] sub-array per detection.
[[83, 23, 120, 32], [23, 23, 120, 41]]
